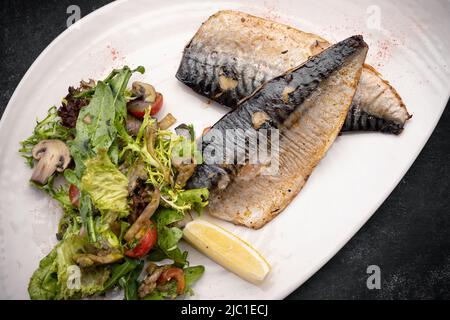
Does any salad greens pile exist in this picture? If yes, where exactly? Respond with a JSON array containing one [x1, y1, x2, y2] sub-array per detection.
[[20, 66, 207, 300]]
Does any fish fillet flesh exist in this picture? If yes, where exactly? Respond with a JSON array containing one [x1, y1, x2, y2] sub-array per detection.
[[176, 10, 410, 134], [187, 36, 369, 228]]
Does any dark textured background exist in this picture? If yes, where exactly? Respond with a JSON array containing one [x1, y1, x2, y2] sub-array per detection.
[[1, 0, 449, 300]]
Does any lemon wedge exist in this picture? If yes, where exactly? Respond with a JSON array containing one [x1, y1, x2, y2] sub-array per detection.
[[183, 219, 271, 284]]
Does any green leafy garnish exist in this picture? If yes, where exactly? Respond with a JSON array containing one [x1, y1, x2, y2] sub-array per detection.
[[184, 265, 205, 294], [153, 208, 188, 267], [119, 260, 144, 300], [28, 234, 110, 300], [23, 65, 206, 300], [28, 248, 59, 300], [103, 258, 141, 291], [81, 149, 129, 214]]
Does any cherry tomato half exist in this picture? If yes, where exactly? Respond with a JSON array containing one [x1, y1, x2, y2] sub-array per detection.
[[127, 93, 163, 118], [69, 184, 80, 208], [150, 93, 163, 116], [157, 267, 185, 295], [125, 221, 157, 258]]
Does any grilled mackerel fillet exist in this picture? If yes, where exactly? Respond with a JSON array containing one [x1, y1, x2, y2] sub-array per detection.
[[176, 10, 410, 134], [186, 36, 369, 228]]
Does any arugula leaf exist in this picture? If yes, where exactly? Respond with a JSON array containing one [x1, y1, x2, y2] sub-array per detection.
[[158, 226, 183, 252], [118, 260, 144, 300], [184, 265, 205, 294], [77, 81, 116, 154], [153, 208, 188, 267], [107, 66, 136, 166], [72, 66, 144, 99], [155, 208, 184, 226], [103, 258, 141, 291], [67, 141, 89, 178], [63, 169, 79, 186], [109, 66, 134, 118], [146, 247, 168, 262], [108, 140, 119, 165], [166, 249, 189, 268]]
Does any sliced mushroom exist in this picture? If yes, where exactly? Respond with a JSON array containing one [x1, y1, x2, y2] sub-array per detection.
[[124, 188, 160, 242], [158, 113, 177, 130], [31, 140, 71, 184], [126, 114, 143, 136], [138, 263, 170, 298], [73, 250, 123, 267], [145, 121, 158, 156], [131, 81, 156, 103], [127, 82, 157, 115], [126, 99, 150, 115], [175, 163, 196, 188], [175, 124, 192, 140], [127, 160, 148, 193]]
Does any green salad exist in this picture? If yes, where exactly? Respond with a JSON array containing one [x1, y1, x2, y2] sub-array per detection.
[[20, 66, 207, 300]]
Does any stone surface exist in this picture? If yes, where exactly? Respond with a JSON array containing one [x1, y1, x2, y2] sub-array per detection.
[[0, 0, 448, 299]]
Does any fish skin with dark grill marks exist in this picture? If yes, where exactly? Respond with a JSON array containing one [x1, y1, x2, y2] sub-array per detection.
[[176, 10, 410, 134], [186, 36, 368, 228]]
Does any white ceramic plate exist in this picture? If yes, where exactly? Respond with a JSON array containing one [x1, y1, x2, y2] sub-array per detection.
[[0, 0, 449, 300]]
